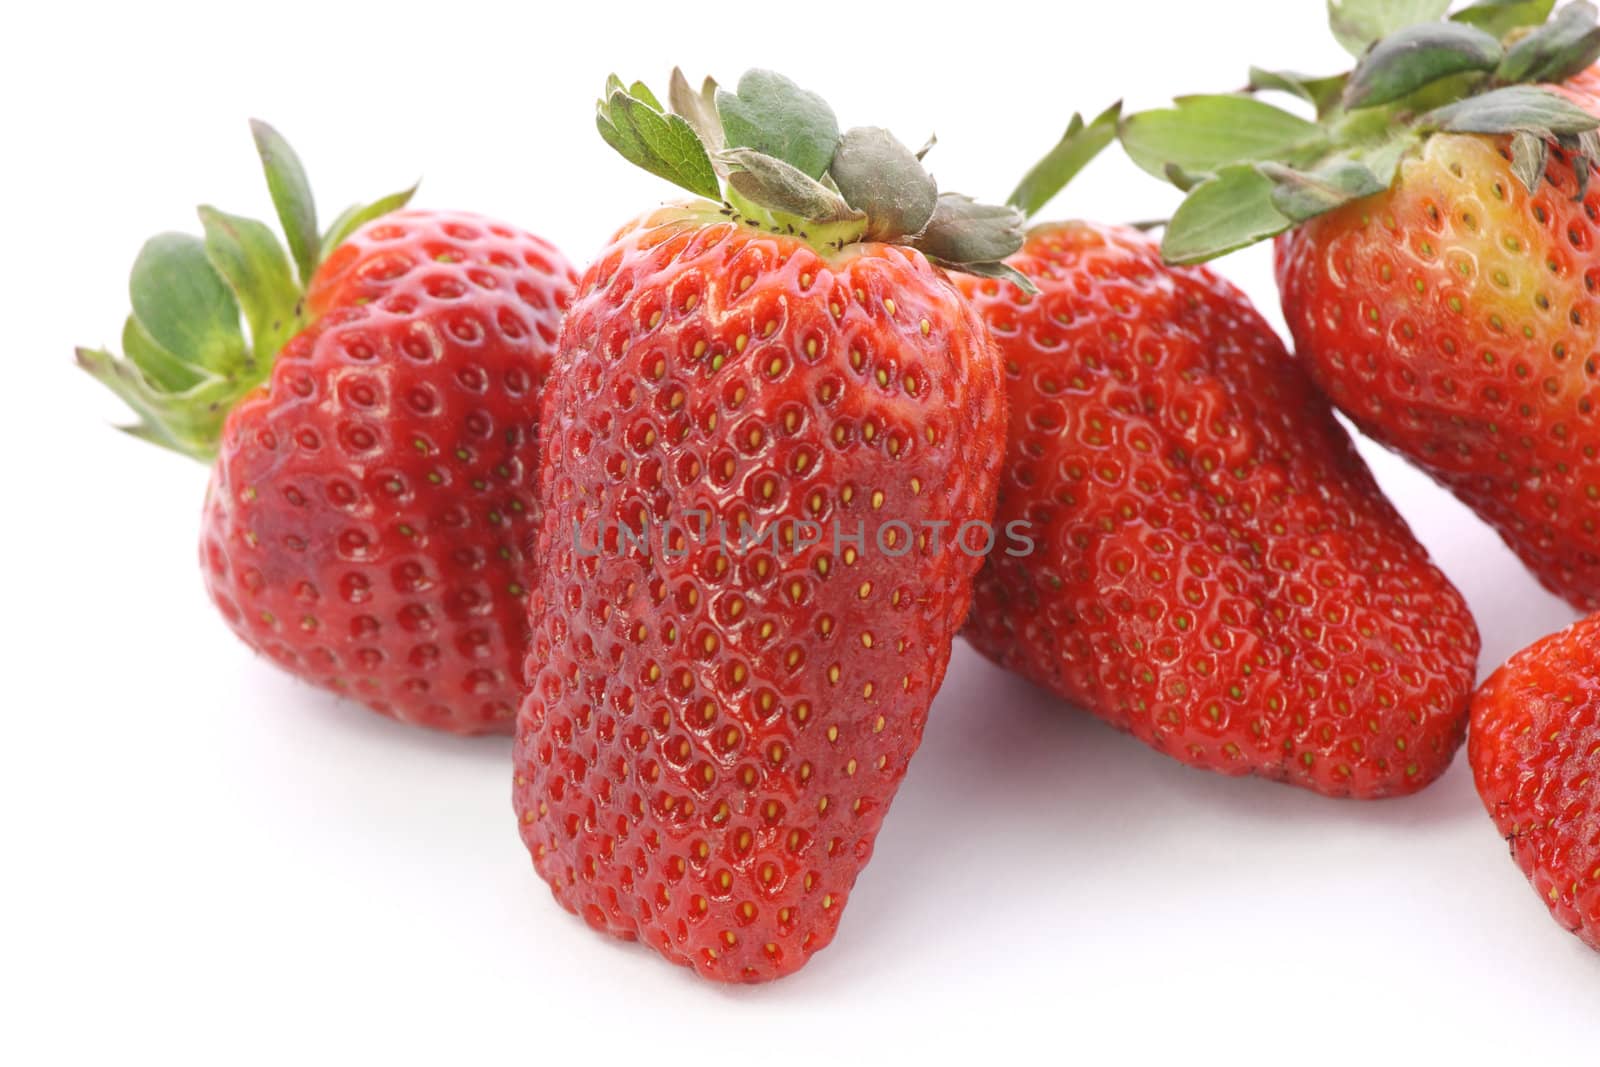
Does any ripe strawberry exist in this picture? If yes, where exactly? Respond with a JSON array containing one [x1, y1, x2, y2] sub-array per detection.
[[513, 70, 1020, 980], [953, 108, 1479, 794], [78, 122, 576, 734], [1123, 1, 1600, 609], [1470, 613, 1600, 952]]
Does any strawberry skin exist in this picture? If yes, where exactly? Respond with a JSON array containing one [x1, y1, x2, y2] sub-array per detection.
[[1470, 613, 1600, 952], [958, 222, 1480, 797], [1275, 120, 1600, 609], [203, 210, 576, 733], [513, 204, 1005, 980]]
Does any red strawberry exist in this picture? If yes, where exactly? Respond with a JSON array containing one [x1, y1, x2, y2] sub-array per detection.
[[512, 70, 1019, 980], [1123, 2, 1600, 609], [956, 194, 1479, 795], [1470, 613, 1600, 952], [78, 122, 577, 734]]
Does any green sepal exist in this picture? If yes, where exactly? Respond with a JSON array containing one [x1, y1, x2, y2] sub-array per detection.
[[1161, 164, 1293, 265], [596, 77, 721, 202], [322, 183, 419, 254], [1006, 102, 1120, 220], [75, 345, 234, 461], [250, 119, 320, 284], [80, 120, 416, 462], [1342, 23, 1502, 110], [1131, 0, 1600, 268], [1248, 68, 1350, 117], [1497, 0, 1600, 84], [1163, 163, 1208, 192], [668, 68, 725, 154], [128, 233, 247, 377], [720, 147, 866, 242], [599, 68, 1023, 269], [1259, 159, 1387, 221], [1327, 0, 1452, 58], [947, 259, 1037, 294], [1120, 95, 1326, 184], [121, 313, 204, 392], [198, 205, 304, 364], [1353, 134, 1421, 187], [1423, 84, 1600, 135], [1453, 0, 1557, 37], [1510, 129, 1551, 190], [715, 70, 840, 180], [912, 193, 1029, 275], [827, 126, 938, 242]]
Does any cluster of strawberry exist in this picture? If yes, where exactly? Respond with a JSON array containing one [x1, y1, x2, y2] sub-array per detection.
[[82, 1, 1600, 983]]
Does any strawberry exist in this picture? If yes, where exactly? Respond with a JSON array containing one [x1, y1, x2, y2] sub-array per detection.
[[1122, 0, 1600, 609], [78, 122, 577, 734], [1470, 612, 1600, 952], [512, 70, 1021, 980], [953, 109, 1480, 796]]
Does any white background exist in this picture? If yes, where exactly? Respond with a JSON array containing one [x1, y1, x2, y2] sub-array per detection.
[[5, 0, 1597, 1062]]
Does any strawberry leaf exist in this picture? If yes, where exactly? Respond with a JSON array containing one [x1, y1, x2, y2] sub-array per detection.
[[597, 76, 721, 201], [1342, 22, 1502, 109], [716, 70, 840, 180], [1453, 0, 1557, 37], [1006, 102, 1121, 220], [1120, 96, 1326, 184], [1161, 164, 1292, 264], [1328, 0, 1452, 58], [249, 120, 320, 285], [1497, 0, 1600, 84]]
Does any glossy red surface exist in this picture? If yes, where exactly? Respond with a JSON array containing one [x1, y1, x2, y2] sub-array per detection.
[[960, 222, 1479, 797], [203, 210, 577, 734], [513, 205, 1005, 980]]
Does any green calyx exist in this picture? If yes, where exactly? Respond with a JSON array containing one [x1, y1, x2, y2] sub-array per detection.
[[596, 69, 1032, 287], [76, 121, 416, 461], [1121, 0, 1600, 264]]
